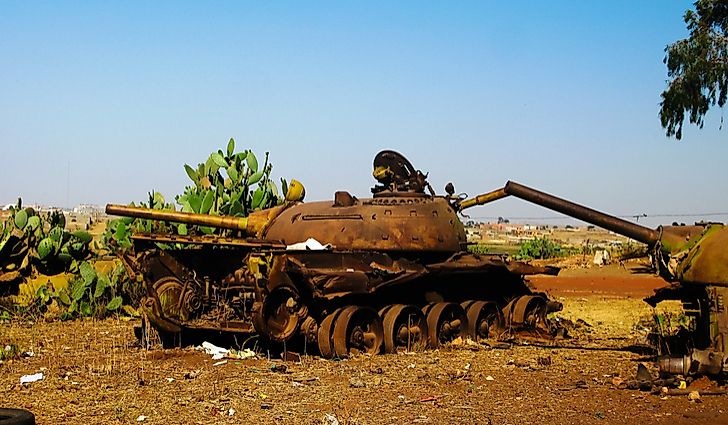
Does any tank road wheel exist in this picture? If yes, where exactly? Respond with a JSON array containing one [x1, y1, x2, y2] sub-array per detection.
[[317, 308, 344, 359], [422, 302, 468, 348], [332, 306, 384, 358], [381, 304, 428, 353], [461, 301, 502, 342], [257, 286, 306, 342]]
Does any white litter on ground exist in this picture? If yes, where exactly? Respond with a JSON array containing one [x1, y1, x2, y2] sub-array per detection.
[[20, 372, 44, 384], [198, 341, 258, 360], [201, 341, 229, 360]]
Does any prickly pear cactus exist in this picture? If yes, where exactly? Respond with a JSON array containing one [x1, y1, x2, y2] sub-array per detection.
[[176, 138, 285, 219], [0, 203, 93, 294], [103, 138, 291, 250]]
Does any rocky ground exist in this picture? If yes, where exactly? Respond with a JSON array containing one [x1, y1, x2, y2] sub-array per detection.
[[2, 261, 727, 424]]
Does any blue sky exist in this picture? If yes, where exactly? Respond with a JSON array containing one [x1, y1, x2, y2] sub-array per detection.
[[1, 1, 725, 227]]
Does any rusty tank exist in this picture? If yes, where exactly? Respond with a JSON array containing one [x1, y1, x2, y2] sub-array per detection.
[[471, 181, 728, 376], [107, 151, 562, 357]]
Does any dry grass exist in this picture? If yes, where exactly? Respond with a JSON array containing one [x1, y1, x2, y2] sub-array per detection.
[[2, 296, 726, 425]]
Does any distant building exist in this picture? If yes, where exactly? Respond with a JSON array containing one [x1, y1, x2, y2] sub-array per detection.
[[73, 204, 103, 214]]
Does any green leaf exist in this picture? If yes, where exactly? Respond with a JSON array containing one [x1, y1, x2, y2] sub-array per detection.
[[14, 209, 28, 230], [68, 241, 86, 257], [49, 226, 64, 242], [248, 170, 264, 185], [236, 151, 248, 163], [153, 192, 166, 208], [230, 189, 243, 204], [114, 221, 129, 242], [229, 200, 243, 216], [68, 300, 78, 314], [281, 179, 288, 201], [57, 253, 73, 264], [211, 152, 227, 168], [57, 288, 71, 306], [201, 190, 215, 214], [226, 138, 235, 157], [184, 164, 198, 182], [71, 282, 85, 302], [35, 285, 49, 303], [26, 215, 40, 231], [233, 155, 243, 180], [38, 238, 55, 260], [79, 261, 96, 286], [205, 156, 218, 177], [80, 301, 92, 317], [107, 296, 123, 311], [246, 151, 258, 173], [71, 230, 92, 244], [228, 167, 239, 183], [94, 273, 110, 298], [178, 223, 188, 236], [268, 179, 279, 199], [188, 193, 202, 213], [252, 187, 265, 209]]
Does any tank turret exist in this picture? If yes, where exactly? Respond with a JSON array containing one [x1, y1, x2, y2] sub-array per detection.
[[108, 150, 470, 255]]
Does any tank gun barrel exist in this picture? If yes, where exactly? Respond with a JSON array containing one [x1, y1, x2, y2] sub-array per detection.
[[106, 204, 252, 232], [502, 181, 659, 245], [457, 188, 509, 211]]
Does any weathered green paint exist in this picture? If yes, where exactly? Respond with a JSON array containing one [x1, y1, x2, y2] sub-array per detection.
[[678, 225, 728, 286]]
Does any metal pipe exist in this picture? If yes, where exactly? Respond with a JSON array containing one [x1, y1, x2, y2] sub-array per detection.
[[503, 181, 659, 245]]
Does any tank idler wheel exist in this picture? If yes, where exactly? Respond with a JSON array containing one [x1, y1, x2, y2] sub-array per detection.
[[332, 306, 384, 358], [317, 308, 344, 359], [381, 304, 428, 353], [146, 276, 192, 347], [153, 276, 190, 322], [422, 302, 468, 348], [505, 295, 547, 328], [461, 301, 502, 342]]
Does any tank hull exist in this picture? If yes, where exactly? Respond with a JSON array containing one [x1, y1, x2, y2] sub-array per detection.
[[124, 237, 562, 355]]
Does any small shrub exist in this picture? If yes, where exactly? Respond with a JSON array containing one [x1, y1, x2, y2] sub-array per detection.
[[516, 237, 563, 260], [467, 244, 489, 255]]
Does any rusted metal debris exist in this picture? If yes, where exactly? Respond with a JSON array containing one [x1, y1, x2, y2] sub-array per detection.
[[107, 150, 564, 358]]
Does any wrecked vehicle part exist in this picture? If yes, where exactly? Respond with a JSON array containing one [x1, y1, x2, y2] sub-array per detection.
[[107, 150, 563, 357], [658, 349, 726, 376], [467, 180, 728, 376]]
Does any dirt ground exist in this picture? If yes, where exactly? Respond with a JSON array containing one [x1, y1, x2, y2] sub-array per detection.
[[2, 261, 728, 424]]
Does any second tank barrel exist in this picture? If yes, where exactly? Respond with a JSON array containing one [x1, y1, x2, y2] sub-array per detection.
[[503, 181, 659, 245]]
